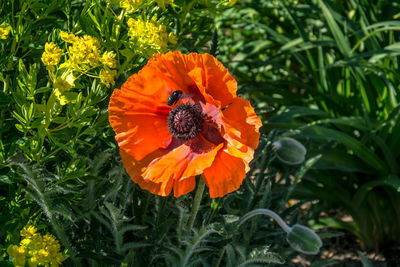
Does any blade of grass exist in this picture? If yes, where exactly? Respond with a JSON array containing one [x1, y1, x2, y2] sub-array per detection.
[[298, 126, 388, 173], [318, 0, 352, 58]]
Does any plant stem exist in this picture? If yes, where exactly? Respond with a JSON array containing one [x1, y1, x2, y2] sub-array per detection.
[[239, 208, 292, 233], [246, 145, 272, 211], [188, 177, 206, 230], [117, 52, 135, 78]]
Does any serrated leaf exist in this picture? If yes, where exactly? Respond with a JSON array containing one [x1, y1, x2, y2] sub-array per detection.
[[238, 254, 285, 266]]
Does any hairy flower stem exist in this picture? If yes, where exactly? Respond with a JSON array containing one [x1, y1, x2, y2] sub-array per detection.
[[239, 209, 291, 233], [188, 177, 206, 230]]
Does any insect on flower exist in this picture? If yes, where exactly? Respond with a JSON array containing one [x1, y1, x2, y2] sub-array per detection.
[[167, 90, 194, 106], [109, 51, 262, 198]]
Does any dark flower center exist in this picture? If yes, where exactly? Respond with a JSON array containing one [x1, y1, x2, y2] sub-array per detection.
[[168, 103, 205, 141]]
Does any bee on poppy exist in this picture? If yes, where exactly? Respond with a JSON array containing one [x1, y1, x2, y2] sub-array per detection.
[[167, 90, 183, 106], [167, 90, 194, 106], [109, 51, 262, 198]]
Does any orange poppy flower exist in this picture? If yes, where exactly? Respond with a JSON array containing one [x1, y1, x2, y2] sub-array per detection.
[[108, 51, 262, 198]]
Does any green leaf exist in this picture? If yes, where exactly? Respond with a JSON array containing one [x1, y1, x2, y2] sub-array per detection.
[[353, 175, 400, 207], [0, 261, 14, 267], [121, 242, 152, 252], [318, 217, 359, 234], [0, 175, 12, 184], [318, 0, 351, 57], [358, 251, 374, 267], [268, 106, 328, 123], [312, 116, 368, 131], [0, 91, 11, 106], [300, 126, 388, 173], [311, 150, 374, 173], [247, 246, 285, 265], [35, 87, 51, 94], [369, 134, 399, 174], [15, 124, 25, 132], [238, 254, 285, 266], [317, 231, 345, 239]]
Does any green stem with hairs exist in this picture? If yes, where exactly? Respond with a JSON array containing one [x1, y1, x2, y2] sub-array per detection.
[[188, 177, 206, 230]]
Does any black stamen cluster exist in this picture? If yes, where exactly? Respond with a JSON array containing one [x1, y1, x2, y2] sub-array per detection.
[[168, 103, 205, 141]]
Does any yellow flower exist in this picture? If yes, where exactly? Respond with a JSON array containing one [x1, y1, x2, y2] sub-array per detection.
[[54, 72, 75, 93], [7, 245, 26, 267], [67, 34, 101, 69], [42, 42, 63, 71], [60, 31, 78, 43], [100, 68, 117, 88], [101, 51, 117, 68], [20, 226, 42, 252], [20, 237, 33, 248], [82, 35, 101, 49], [120, 0, 143, 12], [43, 233, 61, 254], [54, 71, 76, 105], [127, 17, 176, 56], [22, 235, 43, 251], [168, 32, 177, 44], [36, 248, 50, 266], [50, 252, 64, 267], [28, 254, 39, 267], [56, 31, 118, 92], [0, 23, 11, 39], [43, 233, 57, 245], [20, 225, 37, 238], [155, 0, 173, 9], [58, 59, 73, 70], [8, 225, 65, 267], [35, 234, 64, 266]]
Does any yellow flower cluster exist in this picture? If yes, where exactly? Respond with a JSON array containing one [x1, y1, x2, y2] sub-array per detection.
[[100, 68, 117, 88], [0, 23, 11, 39], [7, 225, 64, 267], [41, 42, 63, 71], [53, 71, 76, 105], [60, 33, 103, 71], [41, 31, 117, 104], [120, 0, 173, 12], [127, 17, 177, 56], [120, 0, 143, 13]]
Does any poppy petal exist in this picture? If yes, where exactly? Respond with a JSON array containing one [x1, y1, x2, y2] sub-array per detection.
[[190, 53, 238, 108], [109, 61, 179, 161], [146, 52, 200, 96], [109, 89, 172, 161], [122, 70, 171, 106], [148, 52, 237, 108], [202, 150, 247, 198], [143, 137, 224, 183], [222, 97, 262, 150], [120, 149, 174, 196], [120, 148, 204, 197], [173, 176, 196, 197]]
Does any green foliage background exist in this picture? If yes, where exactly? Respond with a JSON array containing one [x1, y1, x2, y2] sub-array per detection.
[[1, 0, 400, 266], [217, 0, 400, 252]]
